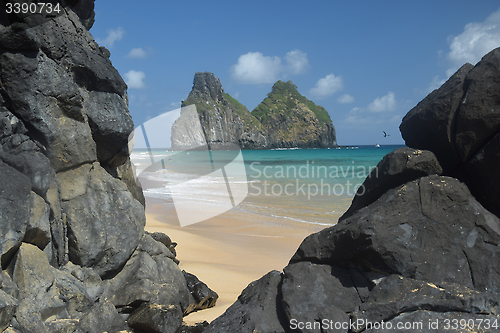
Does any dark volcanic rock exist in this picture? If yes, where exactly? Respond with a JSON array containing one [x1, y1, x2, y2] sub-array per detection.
[[63, 163, 145, 277], [0, 151, 53, 196], [281, 262, 361, 328], [0, 3, 217, 332], [70, 0, 96, 30], [454, 131, 500, 222], [204, 270, 286, 333], [0, 50, 97, 172], [84, 90, 134, 167], [178, 321, 210, 333], [210, 174, 500, 332], [351, 274, 500, 332], [114, 158, 146, 207], [101, 233, 190, 312], [183, 270, 218, 314], [0, 161, 31, 268], [0, 290, 17, 331], [400, 63, 473, 171], [292, 175, 500, 293], [11, 243, 101, 331], [454, 48, 500, 162], [24, 192, 51, 250], [340, 147, 442, 220], [0, 23, 41, 51], [128, 302, 183, 333], [400, 47, 500, 217], [73, 299, 128, 333]]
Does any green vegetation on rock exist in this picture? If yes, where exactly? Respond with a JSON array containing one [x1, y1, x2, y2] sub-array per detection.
[[251, 80, 332, 126], [177, 72, 337, 149], [224, 93, 263, 130], [181, 96, 215, 114]]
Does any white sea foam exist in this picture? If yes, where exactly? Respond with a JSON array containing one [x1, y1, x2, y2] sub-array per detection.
[[131, 146, 401, 227]]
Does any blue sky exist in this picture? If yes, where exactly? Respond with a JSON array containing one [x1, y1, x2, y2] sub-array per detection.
[[90, 1, 500, 145]]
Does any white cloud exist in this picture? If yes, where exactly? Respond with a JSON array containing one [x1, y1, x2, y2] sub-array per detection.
[[367, 91, 396, 113], [447, 8, 500, 69], [284, 50, 310, 75], [128, 47, 147, 59], [231, 49, 310, 84], [338, 94, 354, 104], [231, 52, 282, 84], [343, 94, 399, 126], [97, 27, 125, 48], [124, 70, 146, 89], [309, 74, 343, 98], [427, 9, 500, 96]]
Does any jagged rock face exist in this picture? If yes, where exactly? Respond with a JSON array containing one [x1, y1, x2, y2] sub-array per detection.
[[178, 72, 267, 150], [177, 73, 337, 150], [190, 71, 225, 104], [252, 80, 337, 148], [0, 0, 141, 271], [400, 47, 500, 217], [0, 2, 215, 332], [170, 105, 212, 151]]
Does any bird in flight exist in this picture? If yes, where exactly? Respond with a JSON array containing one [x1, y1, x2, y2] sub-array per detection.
[[383, 131, 390, 137]]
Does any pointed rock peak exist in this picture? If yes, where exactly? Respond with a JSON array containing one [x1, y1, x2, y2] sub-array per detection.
[[190, 72, 225, 103], [271, 80, 298, 94]]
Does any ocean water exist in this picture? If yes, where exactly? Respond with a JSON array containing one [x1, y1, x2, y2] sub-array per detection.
[[131, 145, 404, 234]]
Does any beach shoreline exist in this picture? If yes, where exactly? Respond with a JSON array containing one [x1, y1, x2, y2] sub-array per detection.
[[133, 147, 390, 323], [144, 199, 345, 323]]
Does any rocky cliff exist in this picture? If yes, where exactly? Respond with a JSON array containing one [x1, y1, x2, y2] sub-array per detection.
[[400, 49, 500, 218], [252, 80, 337, 148], [204, 48, 500, 332], [176, 72, 267, 150], [0, 2, 215, 332], [176, 72, 337, 150]]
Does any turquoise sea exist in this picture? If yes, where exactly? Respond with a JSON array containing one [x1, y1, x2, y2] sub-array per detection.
[[131, 145, 404, 235]]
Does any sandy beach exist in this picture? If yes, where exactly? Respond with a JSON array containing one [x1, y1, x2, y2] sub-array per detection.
[[144, 197, 349, 324]]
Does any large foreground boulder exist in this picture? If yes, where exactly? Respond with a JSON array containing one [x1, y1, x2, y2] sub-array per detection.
[[62, 163, 145, 277], [204, 270, 286, 333], [340, 147, 442, 220], [207, 175, 500, 332], [101, 233, 190, 313], [0, 2, 216, 332], [293, 175, 500, 293], [400, 47, 500, 217]]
